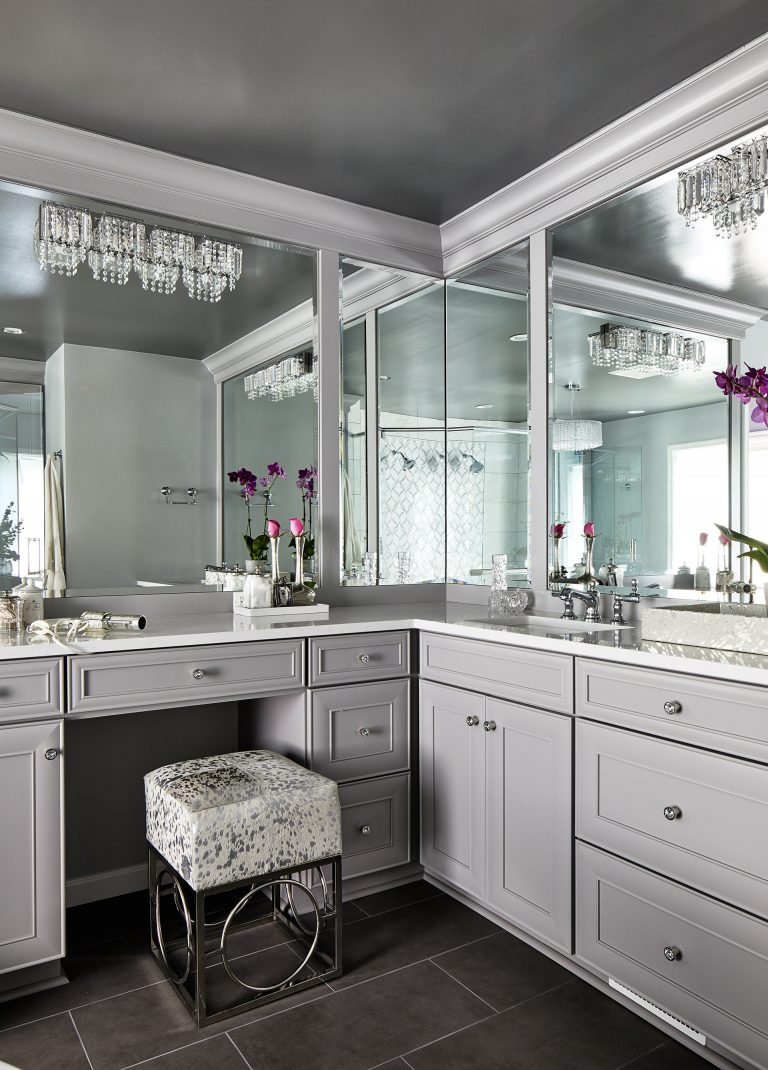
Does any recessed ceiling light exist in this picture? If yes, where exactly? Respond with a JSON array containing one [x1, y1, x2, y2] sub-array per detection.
[[379, 375, 391, 381], [3, 327, 24, 335], [475, 403, 493, 410], [509, 333, 527, 342], [627, 409, 646, 415]]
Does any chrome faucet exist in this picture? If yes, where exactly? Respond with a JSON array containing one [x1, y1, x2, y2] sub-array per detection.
[[552, 582, 601, 623], [552, 586, 576, 620], [611, 578, 640, 625]]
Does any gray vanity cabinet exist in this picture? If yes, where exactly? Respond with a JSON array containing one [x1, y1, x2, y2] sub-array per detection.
[[0, 719, 64, 977], [420, 680, 572, 952]]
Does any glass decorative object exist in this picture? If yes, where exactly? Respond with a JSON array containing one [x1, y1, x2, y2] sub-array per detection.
[[678, 134, 768, 238], [396, 551, 411, 585], [500, 588, 529, 616], [489, 553, 507, 617], [361, 551, 378, 586], [588, 323, 705, 377]]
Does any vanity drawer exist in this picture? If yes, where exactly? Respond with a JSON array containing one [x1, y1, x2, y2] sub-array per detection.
[[576, 659, 768, 762], [310, 679, 410, 783], [577, 721, 768, 919], [577, 843, 768, 1070], [68, 641, 304, 715], [0, 658, 63, 723], [338, 773, 410, 878], [309, 632, 409, 687], [420, 632, 573, 713]]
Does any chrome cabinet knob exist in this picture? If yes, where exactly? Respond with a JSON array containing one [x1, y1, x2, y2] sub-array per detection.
[[44, 748, 58, 761], [483, 720, 497, 732], [663, 805, 682, 821], [358, 727, 370, 737], [359, 824, 371, 836], [663, 945, 682, 962], [192, 668, 205, 680], [465, 715, 479, 727], [663, 700, 682, 716], [358, 653, 371, 664]]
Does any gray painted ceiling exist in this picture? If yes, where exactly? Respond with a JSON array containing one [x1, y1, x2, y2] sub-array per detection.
[[0, 1, 767, 223], [0, 183, 315, 362]]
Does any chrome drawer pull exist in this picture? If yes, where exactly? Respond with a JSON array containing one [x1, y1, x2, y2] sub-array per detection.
[[358, 654, 371, 664], [663, 805, 682, 821], [192, 668, 206, 680], [663, 700, 682, 716], [483, 720, 497, 732], [663, 945, 682, 962], [466, 715, 479, 727], [358, 727, 371, 737], [359, 824, 371, 836], [44, 748, 58, 761]]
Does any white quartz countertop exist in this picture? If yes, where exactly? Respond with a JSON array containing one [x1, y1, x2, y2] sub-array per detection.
[[5, 601, 768, 687]]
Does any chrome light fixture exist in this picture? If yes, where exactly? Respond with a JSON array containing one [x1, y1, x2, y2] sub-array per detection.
[[677, 134, 768, 237], [88, 214, 145, 285], [588, 323, 705, 377], [35, 201, 92, 276], [244, 351, 317, 402], [552, 383, 602, 452], [183, 237, 243, 303]]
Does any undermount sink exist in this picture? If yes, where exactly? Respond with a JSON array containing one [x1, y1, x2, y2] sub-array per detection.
[[464, 614, 632, 633]]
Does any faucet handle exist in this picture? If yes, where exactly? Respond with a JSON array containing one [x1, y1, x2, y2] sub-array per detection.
[[630, 578, 639, 595]]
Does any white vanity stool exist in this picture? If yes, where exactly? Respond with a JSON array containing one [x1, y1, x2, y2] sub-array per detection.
[[144, 749, 342, 1027]]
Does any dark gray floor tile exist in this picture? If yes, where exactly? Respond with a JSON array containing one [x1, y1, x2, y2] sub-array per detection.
[[329, 894, 497, 991], [0, 1012, 91, 1070], [405, 979, 665, 1070], [353, 880, 445, 917], [231, 960, 491, 1070], [432, 930, 571, 1011], [343, 900, 369, 923], [369, 1062, 410, 1069], [619, 1039, 713, 1069], [0, 932, 164, 1031], [134, 1033, 251, 1069]]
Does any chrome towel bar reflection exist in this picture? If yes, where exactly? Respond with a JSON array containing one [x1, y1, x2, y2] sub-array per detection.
[[161, 486, 198, 505]]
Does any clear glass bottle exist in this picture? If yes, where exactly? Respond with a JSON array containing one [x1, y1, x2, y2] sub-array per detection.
[[489, 553, 507, 617]]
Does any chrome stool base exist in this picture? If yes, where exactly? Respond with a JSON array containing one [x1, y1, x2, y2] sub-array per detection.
[[148, 844, 342, 1027]]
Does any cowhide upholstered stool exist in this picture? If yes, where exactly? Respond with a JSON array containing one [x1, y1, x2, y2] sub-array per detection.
[[145, 749, 342, 1027]]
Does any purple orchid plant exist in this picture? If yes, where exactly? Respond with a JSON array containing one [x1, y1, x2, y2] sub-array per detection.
[[227, 461, 286, 561], [295, 464, 318, 560], [714, 363, 768, 428]]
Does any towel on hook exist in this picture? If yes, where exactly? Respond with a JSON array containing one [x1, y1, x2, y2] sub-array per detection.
[[44, 452, 66, 593]]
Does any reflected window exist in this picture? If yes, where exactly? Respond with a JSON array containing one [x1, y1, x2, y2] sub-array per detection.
[[669, 440, 728, 574]]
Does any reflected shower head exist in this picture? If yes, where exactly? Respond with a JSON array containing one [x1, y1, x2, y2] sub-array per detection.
[[392, 449, 415, 470], [461, 451, 484, 474]]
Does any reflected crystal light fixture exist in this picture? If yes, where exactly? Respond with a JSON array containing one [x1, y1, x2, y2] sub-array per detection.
[[588, 322, 705, 377], [552, 383, 602, 452], [244, 351, 317, 402], [34, 201, 243, 301], [677, 134, 768, 237]]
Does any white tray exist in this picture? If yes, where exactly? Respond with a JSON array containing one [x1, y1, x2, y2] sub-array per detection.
[[233, 599, 329, 621]]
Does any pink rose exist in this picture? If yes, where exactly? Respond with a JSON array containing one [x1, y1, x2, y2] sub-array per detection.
[[266, 519, 281, 538], [550, 522, 566, 539], [289, 517, 304, 537], [719, 534, 730, 546], [583, 522, 595, 538], [699, 532, 708, 546]]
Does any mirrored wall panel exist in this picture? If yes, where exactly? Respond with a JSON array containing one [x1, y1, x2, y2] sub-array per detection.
[[0, 177, 316, 593], [446, 239, 530, 586], [340, 261, 445, 585]]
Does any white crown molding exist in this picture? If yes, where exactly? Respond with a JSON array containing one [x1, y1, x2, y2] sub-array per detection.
[[0, 107, 442, 275], [0, 355, 45, 384], [441, 32, 768, 275], [204, 265, 434, 382], [553, 258, 765, 339]]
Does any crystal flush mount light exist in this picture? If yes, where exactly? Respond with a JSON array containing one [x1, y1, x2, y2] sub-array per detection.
[[244, 352, 317, 402], [677, 133, 768, 237], [34, 201, 243, 302], [552, 383, 603, 452], [588, 322, 705, 377]]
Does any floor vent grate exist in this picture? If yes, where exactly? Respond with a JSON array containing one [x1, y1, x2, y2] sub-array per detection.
[[609, 978, 707, 1046]]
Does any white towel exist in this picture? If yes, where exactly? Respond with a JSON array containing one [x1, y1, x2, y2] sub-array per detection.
[[44, 453, 66, 593]]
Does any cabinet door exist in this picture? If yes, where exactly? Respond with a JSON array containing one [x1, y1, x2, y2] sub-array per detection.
[[486, 698, 572, 953], [0, 720, 64, 975], [419, 681, 486, 898]]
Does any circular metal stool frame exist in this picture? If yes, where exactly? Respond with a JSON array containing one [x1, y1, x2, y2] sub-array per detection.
[[285, 866, 331, 937], [154, 869, 193, 985], [221, 878, 321, 993]]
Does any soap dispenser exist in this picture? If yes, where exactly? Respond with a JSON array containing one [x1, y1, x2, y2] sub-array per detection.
[[12, 577, 43, 626]]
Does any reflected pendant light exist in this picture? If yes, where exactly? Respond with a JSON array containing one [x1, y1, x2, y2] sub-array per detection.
[[552, 383, 602, 452]]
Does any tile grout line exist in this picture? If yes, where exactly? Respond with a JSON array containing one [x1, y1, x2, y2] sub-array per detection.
[[68, 1009, 95, 1070], [345, 890, 445, 923], [0, 979, 169, 1037], [427, 957, 499, 1013], [119, 1036, 214, 1070], [401, 1058, 417, 1070], [614, 1040, 672, 1070], [226, 1030, 257, 1069]]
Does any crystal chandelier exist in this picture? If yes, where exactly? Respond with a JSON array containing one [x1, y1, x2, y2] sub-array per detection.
[[244, 352, 317, 402], [34, 202, 92, 276], [34, 201, 243, 301], [588, 323, 705, 377], [677, 134, 768, 237], [552, 383, 602, 452]]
